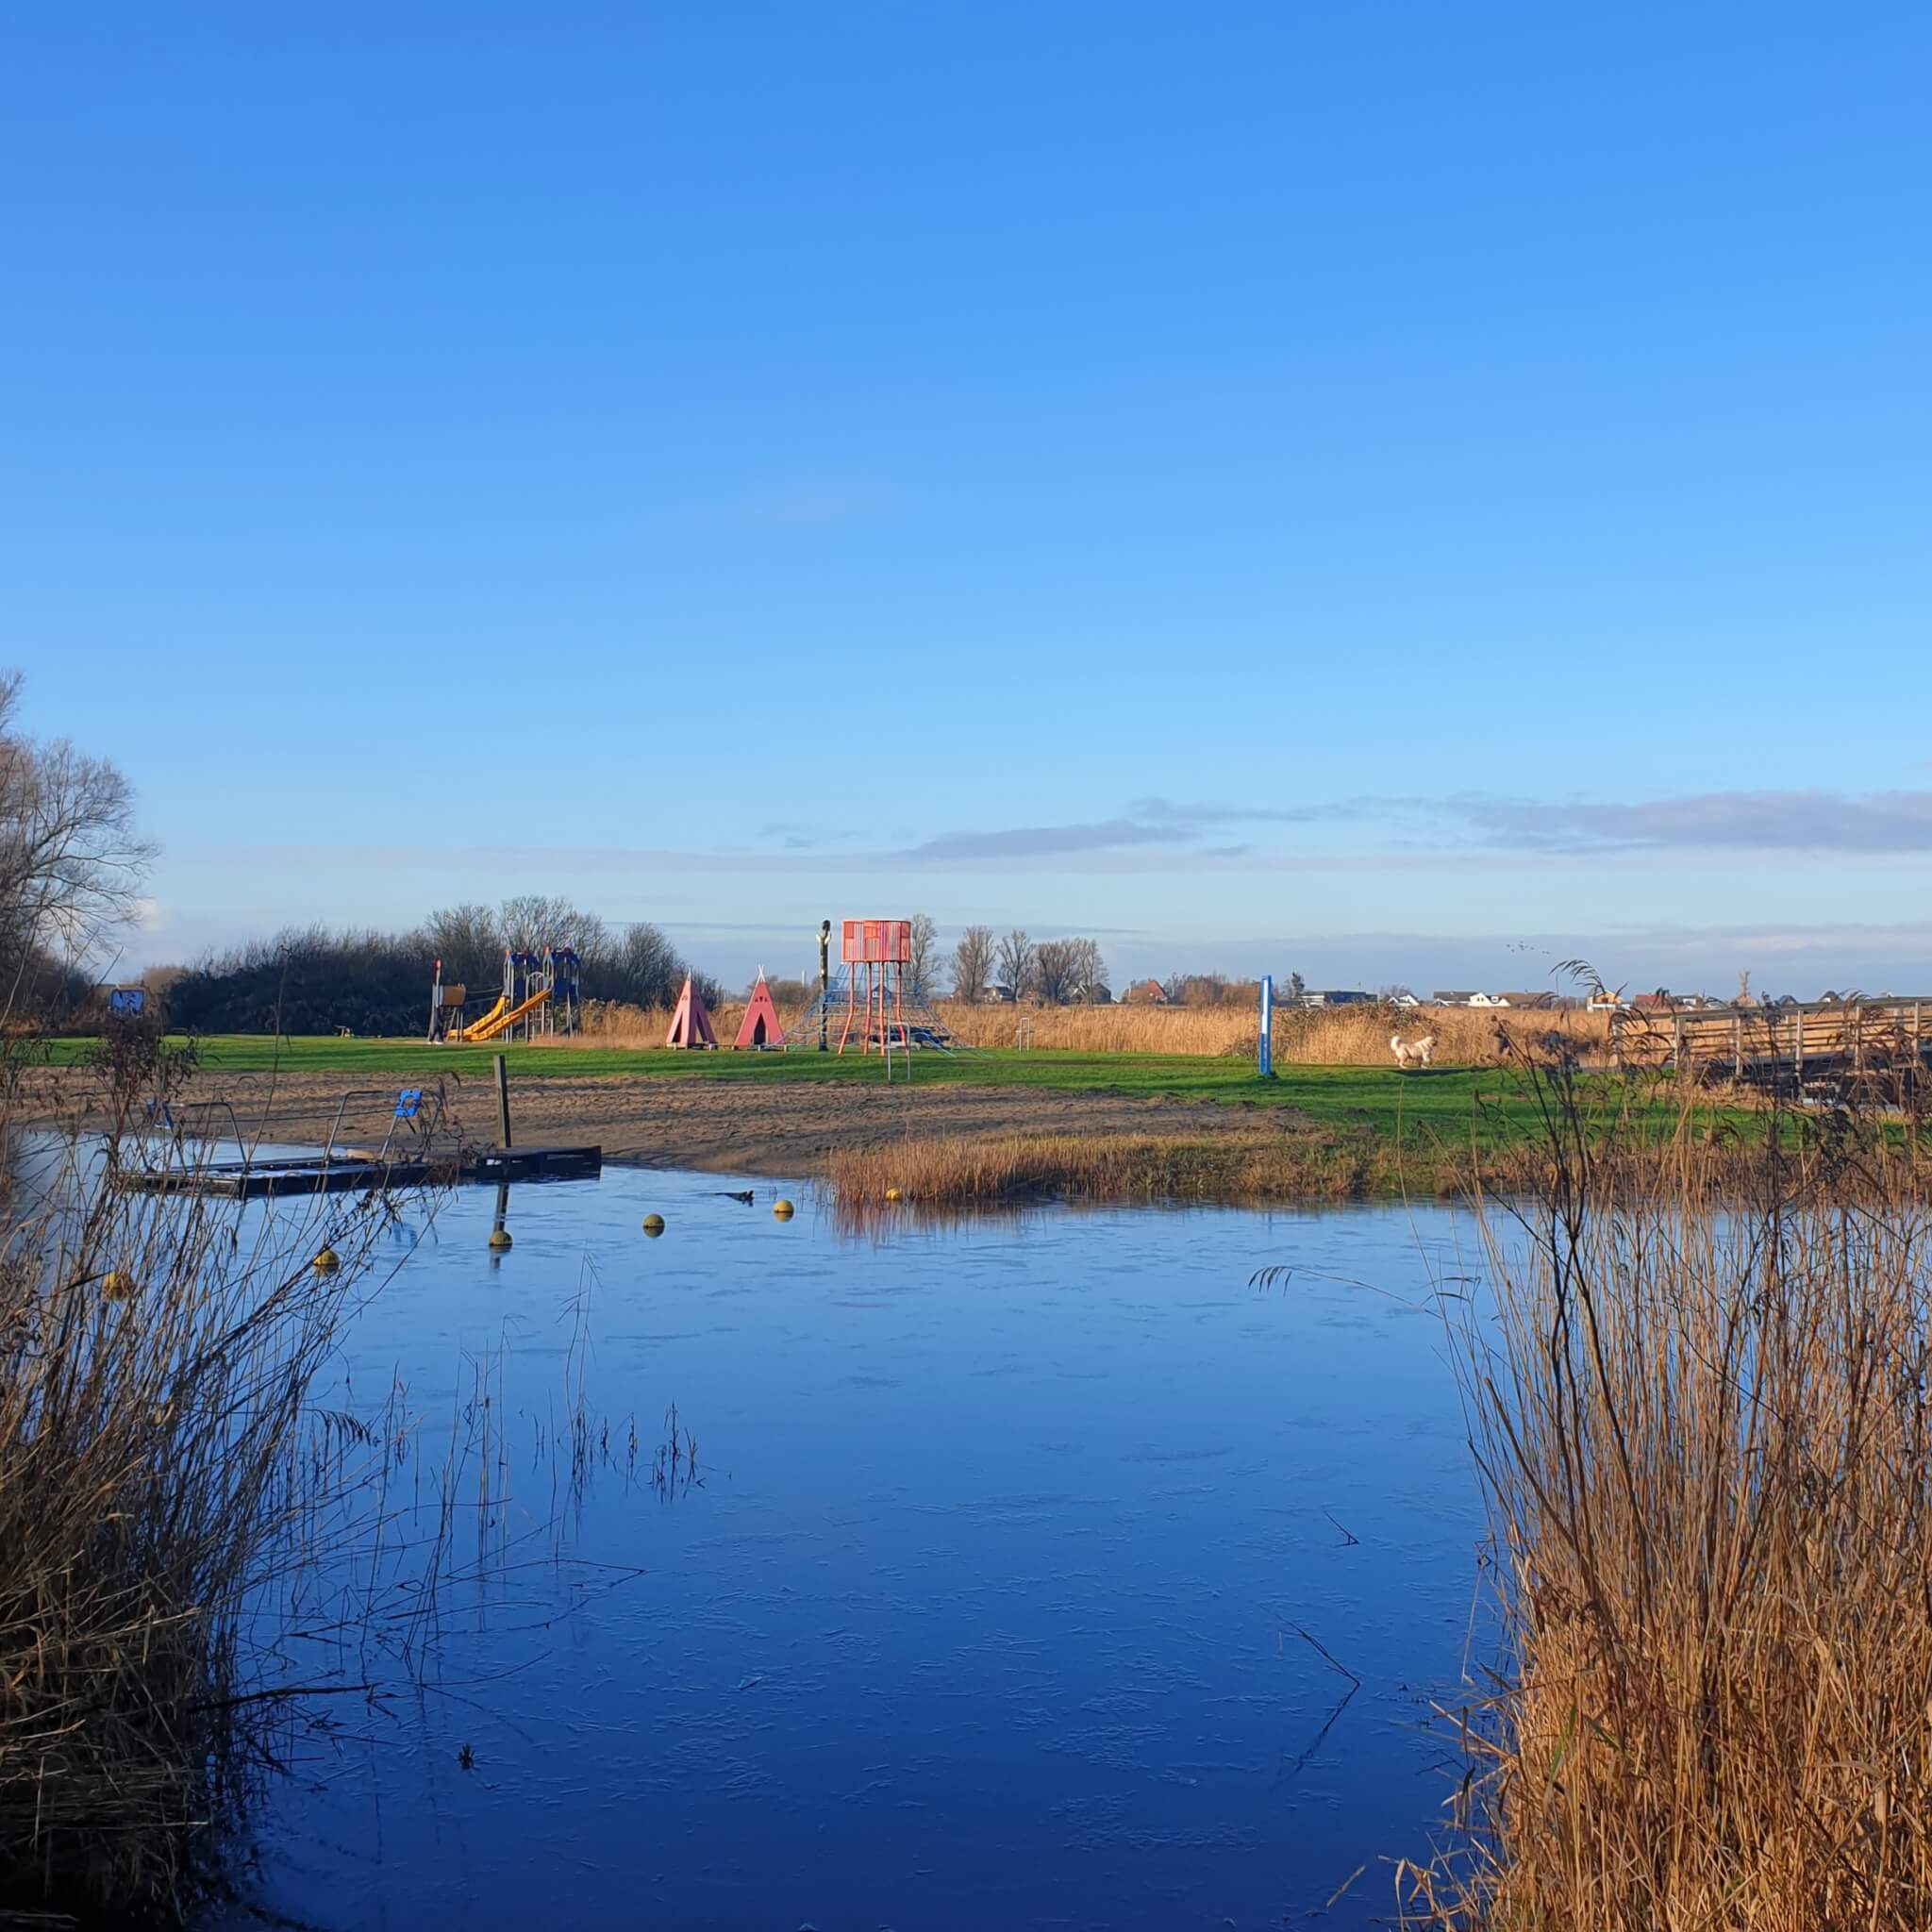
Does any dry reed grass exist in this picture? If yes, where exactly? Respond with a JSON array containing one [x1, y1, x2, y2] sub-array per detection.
[[0, 1035, 402, 1916], [575, 996, 1612, 1065], [1401, 1069, 1932, 1928], [829, 1124, 1382, 1208]]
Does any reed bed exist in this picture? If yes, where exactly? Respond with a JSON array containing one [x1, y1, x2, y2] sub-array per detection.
[[0, 1045, 399, 1917], [576, 996, 1612, 1065], [1403, 1082, 1932, 1928], [829, 1126, 1383, 1208]]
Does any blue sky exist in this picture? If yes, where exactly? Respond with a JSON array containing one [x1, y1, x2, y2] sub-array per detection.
[[6, 4, 1930, 995]]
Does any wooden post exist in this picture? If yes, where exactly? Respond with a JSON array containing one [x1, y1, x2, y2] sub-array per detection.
[[1674, 1008, 1684, 1071], [818, 920, 831, 1053], [1733, 1010, 1742, 1077], [1794, 1005, 1805, 1083], [493, 1052, 512, 1148]]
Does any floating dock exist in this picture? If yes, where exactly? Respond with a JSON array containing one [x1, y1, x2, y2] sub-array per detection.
[[113, 1143, 602, 1199]]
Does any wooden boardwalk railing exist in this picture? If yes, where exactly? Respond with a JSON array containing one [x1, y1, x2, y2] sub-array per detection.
[[1611, 996, 1932, 1088]]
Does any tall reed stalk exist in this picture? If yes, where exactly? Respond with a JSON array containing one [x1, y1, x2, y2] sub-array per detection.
[[1406, 1061, 1932, 1927]]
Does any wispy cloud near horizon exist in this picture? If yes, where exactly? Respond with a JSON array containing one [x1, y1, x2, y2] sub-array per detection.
[[900, 818, 1194, 861], [1457, 790, 1932, 854]]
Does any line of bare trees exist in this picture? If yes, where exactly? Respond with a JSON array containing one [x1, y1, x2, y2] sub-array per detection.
[[945, 924, 1110, 1005], [168, 901, 719, 1036]]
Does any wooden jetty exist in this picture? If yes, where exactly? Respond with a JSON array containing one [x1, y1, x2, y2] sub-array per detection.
[[112, 1141, 602, 1200], [110, 1065, 601, 1198], [1611, 995, 1932, 1093]]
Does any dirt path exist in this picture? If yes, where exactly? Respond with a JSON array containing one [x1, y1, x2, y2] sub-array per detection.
[[34, 1068, 1291, 1180]]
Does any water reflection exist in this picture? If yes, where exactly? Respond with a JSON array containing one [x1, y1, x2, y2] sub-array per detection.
[[206, 1168, 1485, 1932]]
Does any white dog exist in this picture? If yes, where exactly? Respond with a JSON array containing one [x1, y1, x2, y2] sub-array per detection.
[[1390, 1032, 1438, 1070]]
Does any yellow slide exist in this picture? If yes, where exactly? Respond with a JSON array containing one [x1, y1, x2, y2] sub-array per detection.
[[457, 987, 549, 1043], [452, 992, 508, 1041]]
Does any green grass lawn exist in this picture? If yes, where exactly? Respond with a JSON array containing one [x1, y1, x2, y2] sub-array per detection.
[[42, 1031, 1674, 1154]]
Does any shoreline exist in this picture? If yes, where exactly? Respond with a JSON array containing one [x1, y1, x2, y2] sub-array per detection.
[[29, 1063, 1335, 1189], [35, 1050, 1861, 1209]]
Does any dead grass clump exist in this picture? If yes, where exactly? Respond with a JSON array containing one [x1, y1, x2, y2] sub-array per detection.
[[829, 1125, 1379, 1208], [1406, 1077, 1932, 1927]]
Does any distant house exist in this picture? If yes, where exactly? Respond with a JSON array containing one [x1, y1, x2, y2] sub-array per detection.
[[1631, 991, 1677, 1012], [1586, 989, 1624, 1011], [1431, 991, 1478, 1007], [984, 983, 1017, 1004], [1493, 991, 1556, 1011], [1388, 991, 1422, 1008], [1121, 978, 1169, 1007], [1302, 990, 1374, 1008], [1468, 992, 1512, 1008]]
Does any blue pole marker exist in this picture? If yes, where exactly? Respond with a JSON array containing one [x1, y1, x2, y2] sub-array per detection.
[[1258, 974, 1274, 1079]]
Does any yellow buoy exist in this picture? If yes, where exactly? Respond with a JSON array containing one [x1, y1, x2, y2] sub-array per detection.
[[642, 1214, 665, 1237], [312, 1247, 341, 1273], [102, 1269, 139, 1300], [487, 1228, 512, 1251], [884, 1187, 902, 1203], [773, 1199, 794, 1219]]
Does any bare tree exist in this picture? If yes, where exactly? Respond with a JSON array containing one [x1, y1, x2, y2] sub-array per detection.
[[1035, 937, 1108, 1006], [952, 925, 995, 1004], [496, 894, 599, 955], [607, 922, 687, 1007], [1070, 938, 1109, 1003], [906, 912, 942, 997], [423, 902, 502, 991], [996, 929, 1035, 999], [0, 672, 156, 1010]]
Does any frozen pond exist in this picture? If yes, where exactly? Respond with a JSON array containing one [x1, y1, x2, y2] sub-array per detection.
[[210, 1166, 1489, 1930]]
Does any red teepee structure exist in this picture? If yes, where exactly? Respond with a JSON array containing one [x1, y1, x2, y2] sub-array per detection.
[[665, 974, 718, 1049], [734, 973, 782, 1050]]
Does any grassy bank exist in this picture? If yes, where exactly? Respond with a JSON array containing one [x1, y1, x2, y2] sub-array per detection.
[[35, 1032, 1788, 1203], [36, 1031, 1624, 1141]]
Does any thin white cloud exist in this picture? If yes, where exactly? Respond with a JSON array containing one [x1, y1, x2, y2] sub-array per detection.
[[1456, 789, 1932, 854]]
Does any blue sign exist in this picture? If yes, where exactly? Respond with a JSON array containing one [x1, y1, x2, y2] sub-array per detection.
[[108, 988, 146, 1018]]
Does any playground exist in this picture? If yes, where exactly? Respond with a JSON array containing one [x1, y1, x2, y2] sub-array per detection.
[[40, 915, 1765, 1200], [32, 1024, 1661, 1199], [428, 946, 581, 1042]]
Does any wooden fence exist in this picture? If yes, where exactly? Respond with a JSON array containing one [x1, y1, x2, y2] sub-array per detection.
[[1611, 996, 1932, 1089]]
